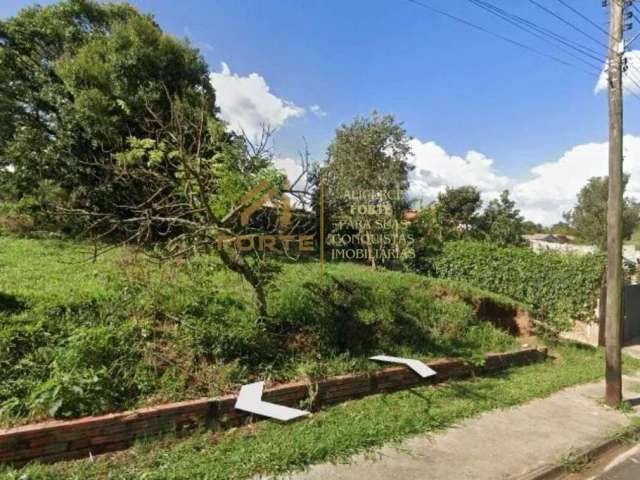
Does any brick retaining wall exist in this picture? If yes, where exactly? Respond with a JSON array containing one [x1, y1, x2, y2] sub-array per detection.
[[0, 347, 547, 467]]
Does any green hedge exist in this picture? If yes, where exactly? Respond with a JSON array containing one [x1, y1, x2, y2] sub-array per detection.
[[433, 241, 605, 330]]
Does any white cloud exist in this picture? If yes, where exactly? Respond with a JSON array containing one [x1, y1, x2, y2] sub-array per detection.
[[274, 157, 311, 209], [275, 157, 304, 184], [594, 50, 640, 96], [209, 62, 305, 139], [407, 138, 510, 203], [513, 135, 640, 224], [310, 104, 327, 117], [512, 142, 607, 224], [407, 135, 640, 226]]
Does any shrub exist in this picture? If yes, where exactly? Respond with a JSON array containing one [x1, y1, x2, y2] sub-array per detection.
[[433, 241, 605, 330]]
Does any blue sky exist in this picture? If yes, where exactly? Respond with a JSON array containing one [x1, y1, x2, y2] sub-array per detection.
[[4, 0, 640, 224]]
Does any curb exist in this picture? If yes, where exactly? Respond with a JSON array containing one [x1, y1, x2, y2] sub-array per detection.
[[511, 425, 640, 480], [1, 347, 547, 467]]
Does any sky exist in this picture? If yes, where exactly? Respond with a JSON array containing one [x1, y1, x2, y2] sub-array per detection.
[[4, 0, 640, 224]]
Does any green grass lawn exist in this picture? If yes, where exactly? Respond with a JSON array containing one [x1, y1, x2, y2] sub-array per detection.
[[3, 343, 638, 480], [0, 236, 124, 309], [0, 235, 524, 425]]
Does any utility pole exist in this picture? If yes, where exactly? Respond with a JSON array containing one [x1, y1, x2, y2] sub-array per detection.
[[605, 0, 625, 408]]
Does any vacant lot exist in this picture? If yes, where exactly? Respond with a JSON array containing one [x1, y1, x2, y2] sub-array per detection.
[[0, 235, 523, 425]]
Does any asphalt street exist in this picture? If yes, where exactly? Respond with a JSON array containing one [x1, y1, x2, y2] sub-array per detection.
[[563, 444, 640, 480], [592, 444, 640, 480]]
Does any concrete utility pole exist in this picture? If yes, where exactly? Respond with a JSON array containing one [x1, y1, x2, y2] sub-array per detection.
[[605, 0, 625, 407]]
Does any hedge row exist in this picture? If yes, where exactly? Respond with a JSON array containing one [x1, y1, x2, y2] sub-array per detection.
[[433, 241, 606, 330]]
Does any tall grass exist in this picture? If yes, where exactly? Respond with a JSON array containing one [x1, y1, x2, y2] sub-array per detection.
[[0, 236, 519, 424]]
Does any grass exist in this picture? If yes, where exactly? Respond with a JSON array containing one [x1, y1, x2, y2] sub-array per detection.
[[0, 237, 635, 479], [0, 235, 524, 425], [608, 415, 640, 445], [558, 448, 590, 474], [0, 236, 123, 309], [2, 343, 639, 480]]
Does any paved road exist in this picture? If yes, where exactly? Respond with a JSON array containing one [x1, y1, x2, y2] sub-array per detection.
[[271, 377, 640, 480], [594, 444, 640, 480]]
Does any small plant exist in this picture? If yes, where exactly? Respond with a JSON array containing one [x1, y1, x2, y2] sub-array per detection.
[[27, 366, 108, 418], [608, 416, 640, 444], [558, 448, 589, 473], [617, 400, 634, 414]]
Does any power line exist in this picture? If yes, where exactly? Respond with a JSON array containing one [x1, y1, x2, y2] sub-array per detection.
[[407, 0, 640, 103], [585, 1, 640, 52], [624, 56, 640, 87], [622, 54, 640, 93], [554, 0, 611, 37], [615, 8, 640, 106], [628, 29, 640, 48], [625, 67, 640, 88], [624, 71, 640, 100], [406, 0, 640, 107], [466, 0, 603, 72], [620, 2, 640, 85], [627, 1, 640, 48], [527, 0, 611, 50], [615, 3, 640, 91], [548, 0, 640, 101], [469, 0, 604, 60], [404, 0, 599, 77]]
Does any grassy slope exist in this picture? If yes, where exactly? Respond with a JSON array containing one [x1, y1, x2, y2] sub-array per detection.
[[3, 343, 639, 480], [0, 236, 522, 425]]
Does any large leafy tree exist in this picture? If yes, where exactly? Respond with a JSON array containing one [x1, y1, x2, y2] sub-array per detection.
[[0, 0, 286, 315], [565, 175, 639, 249], [436, 185, 482, 238], [479, 190, 526, 246], [323, 113, 413, 267], [324, 113, 412, 196], [0, 0, 215, 227]]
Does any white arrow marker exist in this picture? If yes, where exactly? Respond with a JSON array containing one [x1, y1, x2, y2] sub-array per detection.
[[235, 381, 310, 422], [370, 355, 438, 378]]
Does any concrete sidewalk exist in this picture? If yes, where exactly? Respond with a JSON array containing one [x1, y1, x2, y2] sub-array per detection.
[[267, 375, 640, 480]]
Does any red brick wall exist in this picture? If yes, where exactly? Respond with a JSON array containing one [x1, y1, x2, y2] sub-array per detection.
[[0, 347, 546, 467]]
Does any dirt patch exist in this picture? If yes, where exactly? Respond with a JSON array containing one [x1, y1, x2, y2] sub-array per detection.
[[430, 287, 533, 337], [474, 298, 533, 337]]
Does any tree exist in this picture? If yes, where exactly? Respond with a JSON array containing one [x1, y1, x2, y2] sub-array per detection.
[[565, 176, 639, 250], [479, 190, 525, 246], [406, 204, 445, 274], [436, 185, 482, 238], [81, 91, 306, 317], [548, 221, 575, 237], [0, 1, 305, 316], [323, 113, 413, 268], [325, 113, 412, 198], [0, 0, 214, 229], [521, 220, 544, 235]]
